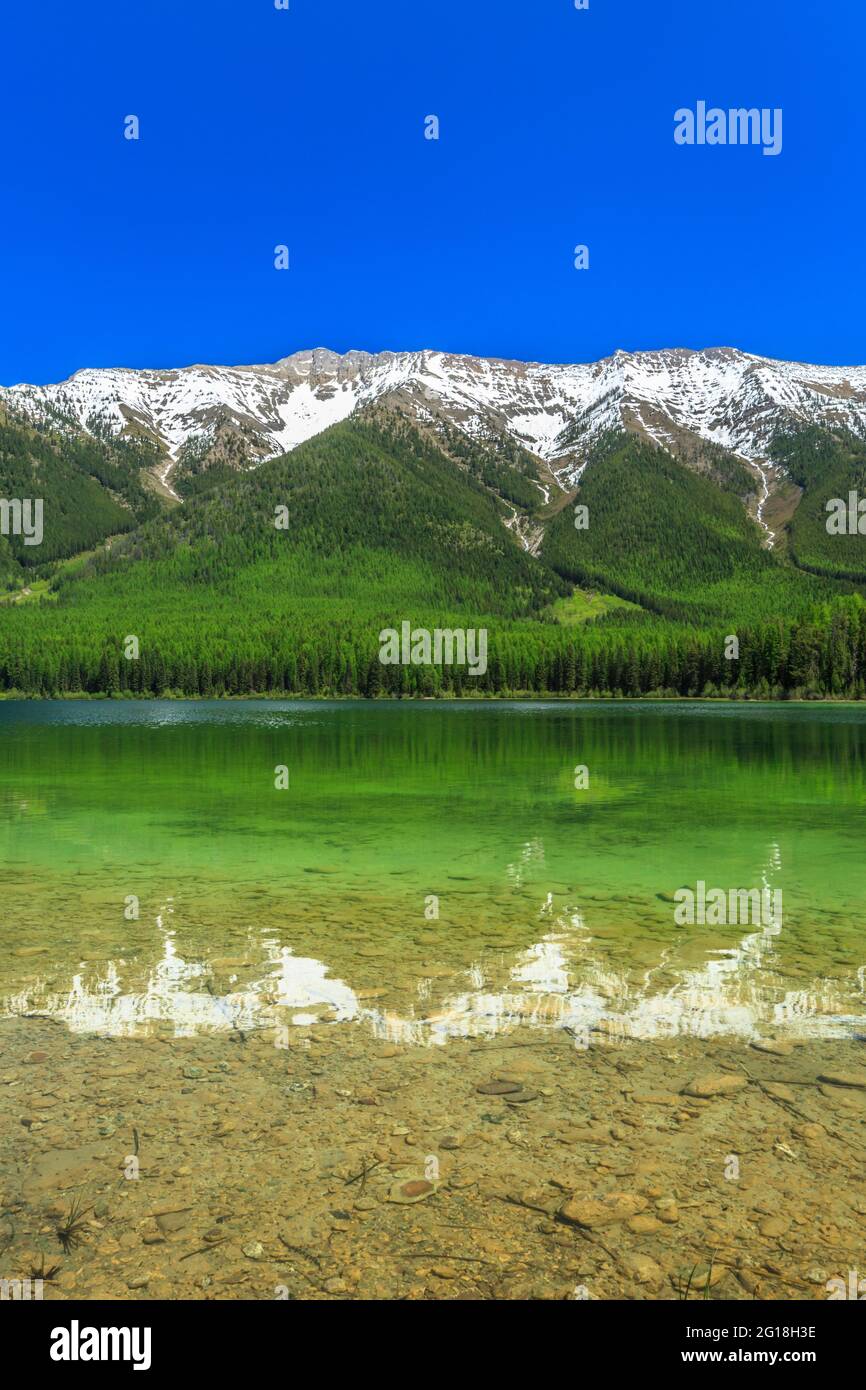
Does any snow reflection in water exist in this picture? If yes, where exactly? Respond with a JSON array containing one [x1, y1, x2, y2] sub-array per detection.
[[3, 889, 864, 1045]]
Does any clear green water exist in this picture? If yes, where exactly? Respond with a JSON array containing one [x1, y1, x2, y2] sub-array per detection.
[[0, 700, 864, 1043]]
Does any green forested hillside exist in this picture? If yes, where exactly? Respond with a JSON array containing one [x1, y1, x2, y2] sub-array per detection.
[[0, 410, 161, 584], [541, 433, 849, 623], [0, 415, 865, 699], [101, 415, 567, 614], [774, 427, 866, 581], [435, 422, 547, 512]]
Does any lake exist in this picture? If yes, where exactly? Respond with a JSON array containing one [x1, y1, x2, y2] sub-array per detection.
[[2, 700, 864, 1302], [1, 700, 864, 1043]]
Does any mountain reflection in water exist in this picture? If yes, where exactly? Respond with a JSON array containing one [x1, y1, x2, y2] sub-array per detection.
[[4, 893, 864, 1044]]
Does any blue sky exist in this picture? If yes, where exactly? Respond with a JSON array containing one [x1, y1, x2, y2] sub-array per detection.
[[1, 0, 863, 383]]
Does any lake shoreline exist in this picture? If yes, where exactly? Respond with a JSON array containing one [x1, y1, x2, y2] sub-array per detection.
[[1, 692, 865, 705]]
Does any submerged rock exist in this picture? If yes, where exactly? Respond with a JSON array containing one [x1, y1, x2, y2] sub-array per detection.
[[817, 1070, 866, 1090], [619, 1252, 665, 1287], [627, 1213, 663, 1234], [750, 1039, 794, 1057], [558, 1191, 647, 1229], [682, 1073, 748, 1098], [388, 1178, 438, 1205], [675, 1262, 726, 1292]]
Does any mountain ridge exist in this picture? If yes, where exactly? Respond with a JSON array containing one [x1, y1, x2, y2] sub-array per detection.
[[5, 347, 866, 509]]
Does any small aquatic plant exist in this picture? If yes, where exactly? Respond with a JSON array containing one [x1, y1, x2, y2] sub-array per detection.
[[55, 1195, 92, 1254], [30, 1252, 62, 1281], [679, 1256, 715, 1300]]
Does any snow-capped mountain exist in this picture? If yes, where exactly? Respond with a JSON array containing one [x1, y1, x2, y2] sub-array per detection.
[[5, 346, 866, 493]]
